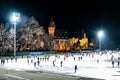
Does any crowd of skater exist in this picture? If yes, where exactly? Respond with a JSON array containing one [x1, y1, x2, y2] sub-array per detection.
[[0, 50, 120, 73]]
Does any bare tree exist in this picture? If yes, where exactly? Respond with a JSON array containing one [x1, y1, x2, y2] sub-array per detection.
[[0, 15, 50, 53]]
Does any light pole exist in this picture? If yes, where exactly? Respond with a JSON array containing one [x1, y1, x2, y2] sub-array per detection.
[[98, 30, 104, 51], [11, 12, 20, 58]]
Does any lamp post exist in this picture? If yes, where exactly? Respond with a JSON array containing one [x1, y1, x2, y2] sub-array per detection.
[[11, 12, 20, 58], [98, 31, 104, 51]]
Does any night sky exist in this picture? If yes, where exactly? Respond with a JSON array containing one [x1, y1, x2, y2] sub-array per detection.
[[0, 0, 120, 50]]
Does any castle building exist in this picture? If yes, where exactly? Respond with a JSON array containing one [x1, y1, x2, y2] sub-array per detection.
[[48, 18, 89, 51]]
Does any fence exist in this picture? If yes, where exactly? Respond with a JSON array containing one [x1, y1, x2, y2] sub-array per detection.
[[2, 51, 57, 57]]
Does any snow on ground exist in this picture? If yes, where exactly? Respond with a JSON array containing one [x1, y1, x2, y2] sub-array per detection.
[[1, 53, 120, 80]]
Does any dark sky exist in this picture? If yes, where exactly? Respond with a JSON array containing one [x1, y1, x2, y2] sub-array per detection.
[[0, 0, 120, 50]]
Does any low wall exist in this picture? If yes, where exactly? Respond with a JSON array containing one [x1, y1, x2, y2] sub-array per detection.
[[2, 51, 57, 57]]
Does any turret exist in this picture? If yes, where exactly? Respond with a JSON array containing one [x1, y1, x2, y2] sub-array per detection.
[[48, 17, 55, 40]]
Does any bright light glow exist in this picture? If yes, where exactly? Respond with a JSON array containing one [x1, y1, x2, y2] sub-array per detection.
[[11, 12, 20, 23], [98, 30, 104, 38], [11, 12, 20, 58]]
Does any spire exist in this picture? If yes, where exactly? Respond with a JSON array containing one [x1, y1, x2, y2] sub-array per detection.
[[82, 28, 84, 34], [49, 17, 55, 27], [50, 17, 52, 24], [51, 17, 52, 20], [80, 28, 84, 38]]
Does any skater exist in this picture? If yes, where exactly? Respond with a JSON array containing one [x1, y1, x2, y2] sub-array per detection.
[[112, 61, 114, 67], [117, 61, 119, 67], [11, 57, 13, 62], [53, 60, 55, 66], [97, 59, 99, 63], [78, 56, 80, 61], [37, 60, 40, 66], [73, 57, 75, 61], [31, 59, 33, 64], [27, 59, 29, 64], [64, 57, 66, 61], [34, 62, 36, 68], [81, 56, 83, 60], [74, 65, 78, 73], [60, 61, 63, 67]]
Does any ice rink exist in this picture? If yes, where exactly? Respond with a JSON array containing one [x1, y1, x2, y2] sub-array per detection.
[[1, 52, 120, 80]]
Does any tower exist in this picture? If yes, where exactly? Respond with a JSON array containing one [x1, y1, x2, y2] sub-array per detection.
[[48, 17, 55, 40], [80, 32, 88, 49], [84, 33, 86, 38]]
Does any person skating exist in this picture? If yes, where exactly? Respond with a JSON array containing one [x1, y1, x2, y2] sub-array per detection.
[[53, 60, 55, 66], [74, 65, 78, 73], [117, 61, 119, 67], [112, 61, 114, 67], [34, 62, 36, 68], [60, 61, 63, 67]]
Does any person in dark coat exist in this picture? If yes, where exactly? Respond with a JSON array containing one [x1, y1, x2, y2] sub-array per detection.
[[53, 60, 55, 66], [74, 65, 78, 73], [112, 61, 114, 67], [34, 62, 36, 68], [117, 61, 119, 67], [37, 60, 40, 66], [73, 57, 75, 61], [60, 61, 63, 67]]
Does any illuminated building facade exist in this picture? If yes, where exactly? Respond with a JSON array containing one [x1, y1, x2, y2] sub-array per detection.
[[48, 18, 90, 51]]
